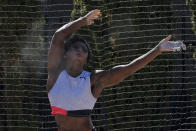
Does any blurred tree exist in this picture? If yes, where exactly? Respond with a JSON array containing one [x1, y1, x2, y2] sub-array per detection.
[[187, 0, 196, 58], [0, 0, 45, 130], [187, 0, 196, 32]]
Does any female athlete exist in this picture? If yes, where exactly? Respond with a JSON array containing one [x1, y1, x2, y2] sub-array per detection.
[[46, 9, 185, 131]]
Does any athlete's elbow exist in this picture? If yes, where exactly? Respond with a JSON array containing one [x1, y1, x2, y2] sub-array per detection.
[[53, 30, 62, 38], [52, 31, 64, 42]]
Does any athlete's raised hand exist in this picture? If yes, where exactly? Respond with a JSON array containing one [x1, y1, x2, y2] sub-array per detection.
[[84, 9, 101, 25], [157, 35, 186, 52]]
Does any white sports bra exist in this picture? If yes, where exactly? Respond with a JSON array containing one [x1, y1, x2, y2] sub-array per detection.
[[48, 70, 97, 117]]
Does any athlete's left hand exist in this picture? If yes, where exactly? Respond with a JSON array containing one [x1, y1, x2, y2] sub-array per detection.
[[157, 35, 186, 52]]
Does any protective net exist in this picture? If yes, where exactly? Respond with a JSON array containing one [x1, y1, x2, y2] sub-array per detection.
[[0, 0, 196, 131]]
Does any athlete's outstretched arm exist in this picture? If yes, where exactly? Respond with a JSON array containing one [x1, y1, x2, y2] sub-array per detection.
[[47, 9, 101, 91], [91, 35, 186, 98]]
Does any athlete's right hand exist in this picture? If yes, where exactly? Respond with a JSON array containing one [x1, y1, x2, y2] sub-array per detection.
[[84, 9, 101, 25]]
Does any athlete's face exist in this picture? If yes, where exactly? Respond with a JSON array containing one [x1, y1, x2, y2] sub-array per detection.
[[64, 42, 88, 71]]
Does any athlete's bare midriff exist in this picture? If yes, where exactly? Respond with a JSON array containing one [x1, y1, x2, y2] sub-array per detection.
[[54, 114, 94, 131]]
